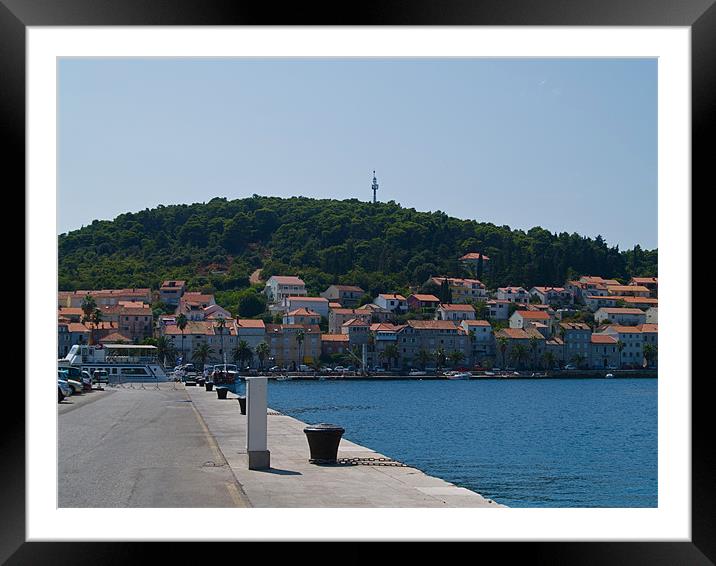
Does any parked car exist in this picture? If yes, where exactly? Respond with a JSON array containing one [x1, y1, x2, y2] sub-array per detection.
[[80, 370, 93, 391], [92, 369, 110, 384], [564, 364, 577, 370], [58, 378, 72, 402]]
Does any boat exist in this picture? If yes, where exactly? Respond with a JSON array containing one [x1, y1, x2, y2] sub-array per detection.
[[445, 371, 472, 380], [408, 370, 427, 376], [275, 375, 292, 381], [58, 343, 170, 383], [211, 363, 239, 385], [605, 373, 614, 379]]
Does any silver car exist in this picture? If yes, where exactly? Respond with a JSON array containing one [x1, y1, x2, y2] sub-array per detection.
[[58, 378, 72, 402]]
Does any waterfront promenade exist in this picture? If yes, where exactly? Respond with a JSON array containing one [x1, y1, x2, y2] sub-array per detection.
[[58, 383, 501, 508]]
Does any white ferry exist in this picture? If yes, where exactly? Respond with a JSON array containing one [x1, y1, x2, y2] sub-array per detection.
[[58, 343, 169, 383]]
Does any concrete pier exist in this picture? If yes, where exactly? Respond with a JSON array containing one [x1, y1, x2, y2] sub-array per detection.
[[185, 385, 503, 508]]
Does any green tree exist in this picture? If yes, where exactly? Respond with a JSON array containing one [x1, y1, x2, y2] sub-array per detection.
[[232, 339, 253, 369], [497, 336, 509, 369], [417, 349, 432, 370], [542, 350, 557, 371], [434, 347, 447, 371], [616, 339, 625, 368], [255, 341, 270, 371], [192, 342, 214, 370], [529, 335, 541, 369], [511, 343, 528, 369], [176, 313, 188, 363], [379, 343, 400, 369], [295, 330, 305, 367], [80, 294, 98, 345], [643, 343, 657, 368], [449, 350, 465, 367], [215, 317, 227, 363], [153, 335, 176, 367]]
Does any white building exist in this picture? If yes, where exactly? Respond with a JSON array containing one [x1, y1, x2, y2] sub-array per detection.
[[594, 307, 647, 326], [599, 325, 645, 368], [373, 294, 408, 314], [497, 287, 530, 304], [264, 275, 307, 304], [530, 286, 573, 306], [435, 303, 476, 321]]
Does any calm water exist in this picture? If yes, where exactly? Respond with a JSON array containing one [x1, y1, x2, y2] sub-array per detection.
[[234, 378, 657, 508]]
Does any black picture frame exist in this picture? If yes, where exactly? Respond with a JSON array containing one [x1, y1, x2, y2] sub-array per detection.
[[4, 0, 706, 562]]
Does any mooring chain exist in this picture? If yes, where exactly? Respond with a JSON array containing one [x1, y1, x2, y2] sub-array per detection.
[[311, 457, 408, 467]]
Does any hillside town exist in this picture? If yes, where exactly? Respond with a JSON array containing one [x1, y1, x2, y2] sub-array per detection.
[[57, 254, 658, 374]]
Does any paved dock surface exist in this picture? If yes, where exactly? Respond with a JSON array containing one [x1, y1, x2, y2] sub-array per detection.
[[58, 383, 501, 508], [58, 384, 248, 507], [185, 384, 501, 508]]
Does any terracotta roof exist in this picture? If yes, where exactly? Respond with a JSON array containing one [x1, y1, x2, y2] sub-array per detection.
[[559, 322, 590, 330], [331, 308, 358, 315], [67, 323, 90, 333], [496, 328, 531, 340], [438, 303, 476, 312], [637, 324, 658, 333], [342, 318, 370, 327], [608, 285, 651, 293], [58, 307, 84, 316], [236, 319, 266, 329], [591, 335, 618, 344], [515, 310, 550, 320], [287, 296, 328, 303], [603, 325, 645, 334], [287, 308, 320, 317], [531, 286, 566, 293], [498, 286, 528, 293], [459, 252, 490, 260], [378, 293, 406, 301], [370, 323, 402, 332], [161, 280, 186, 289], [461, 320, 491, 327], [269, 276, 305, 285], [328, 302, 343, 309], [621, 297, 658, 305], [630, 277, 658, 284], [321, 334, 349, 342], [409, 294, 440, 302]]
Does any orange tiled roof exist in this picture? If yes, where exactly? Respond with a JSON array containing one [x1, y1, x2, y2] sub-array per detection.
[[321, 334, 349, 342], [438, 303, 476, 311], [515, 310, 550, 320], [409, 294, 440, 302], [269, 276, 305, 285], [591, 335, 618, 344], [406, 320, 459, 330]]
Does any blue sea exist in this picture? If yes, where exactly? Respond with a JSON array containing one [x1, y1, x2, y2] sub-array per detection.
[[235, 378, 657, 508]]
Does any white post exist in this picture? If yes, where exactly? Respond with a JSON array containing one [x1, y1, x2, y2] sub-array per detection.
[[246, 377, 270, 469]]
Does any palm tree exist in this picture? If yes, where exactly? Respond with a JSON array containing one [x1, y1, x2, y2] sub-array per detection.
[[643, 344, 657, 368], [496, 336, 508, 369], [89, 308, 103, 345], [417, 349, 432, 370], [434, 347, 447, 371], [215, 316, 227, 364], [558, 325, 567, 368], [232, 340, 253, 369], [255, 342, 270, 371], [511, 343, 528, 369], [295, 329, 305, 368], [379, 343, 400, 369], [542, 350, 557, 371], [154, 335, 176, 367], [81, 294, 97, 344], [572, 353, 586, 369], [192, 342, 214, 371], [449, 350, 465, 368], [529, 335, 541, 369], [616, 339, 625, 368], [176, 313, 188, 363]]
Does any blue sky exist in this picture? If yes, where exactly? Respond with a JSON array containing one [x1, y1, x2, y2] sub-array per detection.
[[58, 58, 657, 250]]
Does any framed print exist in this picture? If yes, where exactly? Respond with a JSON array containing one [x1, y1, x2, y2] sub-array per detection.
[[4, 0, 708, 562]]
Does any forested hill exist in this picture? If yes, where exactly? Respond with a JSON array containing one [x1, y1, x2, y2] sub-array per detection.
[[58, 195, 657, 299]]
